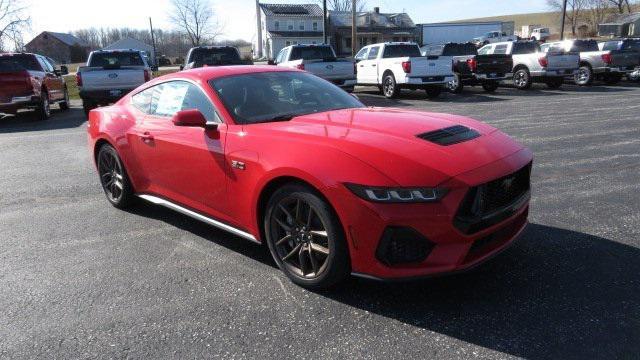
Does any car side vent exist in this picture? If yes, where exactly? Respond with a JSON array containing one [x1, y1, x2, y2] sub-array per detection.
[[417, 125, 480, 146]]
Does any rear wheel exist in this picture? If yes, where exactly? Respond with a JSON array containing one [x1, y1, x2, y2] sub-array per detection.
[[574, 65, 593, 86], [59, 87, 70, 111], [264, 184, 350, 289], [545, 77, 564, 89], [382, 73, 400, 99], [35, 90, 51, 120], [513, 68, 532, 90], [603, 73, 623, 85], [446, 74, 464, 94], [97, 144, 135, 209], [425, 86, 442, 99], [481, 81, 499, 92]]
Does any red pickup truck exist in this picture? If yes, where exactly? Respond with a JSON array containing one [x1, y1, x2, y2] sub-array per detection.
[[0, 53, 70, 119]]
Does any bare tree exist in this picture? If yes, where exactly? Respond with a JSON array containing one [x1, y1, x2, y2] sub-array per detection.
[[168, 0, 222, 47], [0, 0, 30, 51], [547, 0, 586, 36], [318, 0, 367, 12], [607, 0, 633, 13], [584, 0, 617, 34]]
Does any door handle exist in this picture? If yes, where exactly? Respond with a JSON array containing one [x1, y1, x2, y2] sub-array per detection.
[[141, 132, 154, 142], [372, 64, 376, 67], [359, 64, 364, 67]]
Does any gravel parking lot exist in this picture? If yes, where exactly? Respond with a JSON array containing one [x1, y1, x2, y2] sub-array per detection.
[[1, 83, 639, 359]]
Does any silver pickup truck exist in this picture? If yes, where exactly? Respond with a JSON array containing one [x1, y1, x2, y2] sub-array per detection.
[[78, 49, 153, 115], [542, 39, 640, 86], [274, 45, 356, 92], [479, 41, 579, 90]]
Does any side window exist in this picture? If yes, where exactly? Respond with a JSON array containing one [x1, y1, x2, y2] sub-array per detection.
[[275, 49, 285, 64], [131, 86, 155, 114], [367, 46, 380, 60], [149, 81, 219, 122], [478, 45, 491, 55], [181, 83, 219, 123], [493, 44, 508, 54], [355, 47, 369, 60], [35, 56, 48, 72]]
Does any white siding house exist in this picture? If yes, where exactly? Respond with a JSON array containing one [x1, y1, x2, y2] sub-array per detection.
[[256, 3, 324, 60]]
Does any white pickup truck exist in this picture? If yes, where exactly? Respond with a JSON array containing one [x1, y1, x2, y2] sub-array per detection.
[[274, 45, 356, 92], [355, 42, 454, 99], [473, 31, 516, 47], [78, 49, 153, 115]]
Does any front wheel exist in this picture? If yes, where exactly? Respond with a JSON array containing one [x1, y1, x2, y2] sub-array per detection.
[[97, 144, 135, 209], [481, 81, 499, 92], [382, 73, 400, 99], [425, 86, 442, 99], [264, 184, 350, 289], [446, 74, 464, 94], [545, 77, 564, 89], [513, 69, 532, 90]]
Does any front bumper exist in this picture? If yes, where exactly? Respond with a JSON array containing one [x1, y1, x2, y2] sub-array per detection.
[[327, 148, 533, 280]]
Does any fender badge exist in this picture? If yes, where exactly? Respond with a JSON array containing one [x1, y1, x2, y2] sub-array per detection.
[[231, 160, 246, 170]]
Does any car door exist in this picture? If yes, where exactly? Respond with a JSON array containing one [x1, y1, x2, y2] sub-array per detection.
[[132, 80, 230, 217], [36, 56, 64, 101], [358, 46, 380, 84], [355, 46, 371, 84]]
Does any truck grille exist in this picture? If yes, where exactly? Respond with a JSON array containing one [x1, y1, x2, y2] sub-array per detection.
[[454, 163, 532, 234]]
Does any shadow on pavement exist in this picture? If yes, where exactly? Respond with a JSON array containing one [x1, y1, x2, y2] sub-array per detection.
[[318, 223, 640, 359], [0, 107, 85, 134]]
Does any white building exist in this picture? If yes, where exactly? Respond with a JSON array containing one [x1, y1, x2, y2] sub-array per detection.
[[256, 3, 324, 60]]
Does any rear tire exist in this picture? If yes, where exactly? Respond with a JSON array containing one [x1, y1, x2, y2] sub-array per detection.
[[481, 81, 499, 93], [59, 87, 70, 111], [574, 65, 593, 86], [425, 86, 442, 99], [96, 144, 135, 209], [382, 73, 400, 99], [545, 77, 564, 89], [513, 68, 532, 90], [35, 90, 51, 120], [264, 183, 350, 289]]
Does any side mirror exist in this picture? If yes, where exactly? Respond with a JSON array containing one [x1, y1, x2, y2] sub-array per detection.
[[172, 109, 209, 128], [267, 60, 276, 66], [179, 65, 184, 71], [59, 65, 69, 75]]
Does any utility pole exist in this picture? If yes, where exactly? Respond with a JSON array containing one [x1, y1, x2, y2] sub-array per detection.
[[256, 0, 263, 58], [149, 17, 157, 68], [351, 0, 357, 57], [322, 0, 327, 44], [560, 0, 568, 40]]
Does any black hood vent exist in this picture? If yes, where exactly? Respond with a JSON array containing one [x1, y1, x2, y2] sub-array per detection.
[[417, 125, 480, 146]]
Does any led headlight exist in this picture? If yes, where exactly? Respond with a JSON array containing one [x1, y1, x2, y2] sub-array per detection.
[[345, 183, 447, 203]]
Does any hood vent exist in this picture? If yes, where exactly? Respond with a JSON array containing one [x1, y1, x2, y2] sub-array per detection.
[[417, 125, 480, 146]]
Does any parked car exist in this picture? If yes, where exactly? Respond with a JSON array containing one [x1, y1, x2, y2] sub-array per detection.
[[355, 42, 454, 99], [87, 65, 533, 288], [423, 42, 513, 93], [77, 49, 153, 115], [479, 41, 579, 90], [542, 39, 639, 86], [0, 52, 69, 119], [181, 46, 251, 70], [473, 31, 516, 47], [273, 44, 356, 92], [529, 28, 551, 42]]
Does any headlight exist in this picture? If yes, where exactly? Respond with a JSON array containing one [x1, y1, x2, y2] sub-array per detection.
[[345, 183, 447, 203]]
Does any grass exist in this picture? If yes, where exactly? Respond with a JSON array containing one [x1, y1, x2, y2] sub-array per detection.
[[63, 69, 178, 101]]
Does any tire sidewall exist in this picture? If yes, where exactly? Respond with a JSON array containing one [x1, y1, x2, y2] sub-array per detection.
[[383, 74, 398, 99], [97, 144, 134, 208], [514, 69, 531, 90], [575, 66, 592, 86]]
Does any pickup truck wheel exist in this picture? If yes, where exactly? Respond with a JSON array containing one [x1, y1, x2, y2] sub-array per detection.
[[59, 87, 70, 111], [545, 77, 564, 89], [446, 74, 464, 94], [35, 91, 51, 120], [574, 65, 593, 86], [481, 81, 499, 92], [83, 101, 96, 117], [603, 73, 623, 85], [425, 86, 442, 99], [513, 69, 532, 90], [382, 73, 400, 99]]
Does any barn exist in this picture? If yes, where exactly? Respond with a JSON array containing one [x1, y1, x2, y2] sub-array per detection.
[[25, 31, 90, 63]]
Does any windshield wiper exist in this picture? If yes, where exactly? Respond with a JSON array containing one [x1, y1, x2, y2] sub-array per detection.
[[252, 113, 299, 124]]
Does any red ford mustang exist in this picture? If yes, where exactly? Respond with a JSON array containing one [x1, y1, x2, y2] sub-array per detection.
[[88, 66, 532, 288]]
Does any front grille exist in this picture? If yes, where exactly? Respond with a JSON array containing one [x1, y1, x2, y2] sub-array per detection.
[[454, 162, 532, 234], [417, 125, 480, 146]]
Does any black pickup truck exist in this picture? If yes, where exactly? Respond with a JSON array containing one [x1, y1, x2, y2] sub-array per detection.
[[181, 46, 253, 70], [422, 43, 513, 93]]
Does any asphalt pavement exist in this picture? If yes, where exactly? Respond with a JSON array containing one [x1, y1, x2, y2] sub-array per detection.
[[1, 81, 639, 359]]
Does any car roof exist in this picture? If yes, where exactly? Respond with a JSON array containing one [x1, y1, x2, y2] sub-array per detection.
[[155, 65, 300, 83], [0, 52, 36, 57]]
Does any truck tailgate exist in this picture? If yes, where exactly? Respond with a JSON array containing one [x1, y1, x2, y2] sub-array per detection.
[[610, 50, 640, 70], [79, 66, 146, 90], [0, 71, 32, 101], [547, 53, 579, 70], [305, 60, 354, 80], [475, 54, 513, 75], [411, 57, 452, 77]]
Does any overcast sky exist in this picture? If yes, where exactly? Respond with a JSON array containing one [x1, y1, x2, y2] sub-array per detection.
[[26, 0, 549, 42]]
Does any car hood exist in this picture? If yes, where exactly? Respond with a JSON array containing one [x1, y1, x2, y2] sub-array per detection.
[[254, 107, 525, 186]]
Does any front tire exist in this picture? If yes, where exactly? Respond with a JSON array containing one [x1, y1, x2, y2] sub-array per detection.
[[59, 87, 70, 111], [264, 184, 350, 289], [97, 144, 135, 209], [513, 68, 532, 90], [382, 73, 400, 99], [481, 81, 499, 92]]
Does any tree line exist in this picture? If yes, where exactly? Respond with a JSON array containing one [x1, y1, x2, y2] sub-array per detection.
[[547, 0, 639, 37]]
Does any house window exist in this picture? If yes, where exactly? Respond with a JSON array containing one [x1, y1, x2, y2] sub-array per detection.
[[274, 21, 279, 30], [345, 37, 352, 49], [313, 22, 318, 31], [288, 21, 294, 30], [299, 21, 305, 30]]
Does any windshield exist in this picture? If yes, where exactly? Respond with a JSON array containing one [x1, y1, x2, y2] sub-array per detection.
[[189, 48, 241, 65], [382, 45, 421, 58], [0, 55, 40, 72], [289, 46, 335, 61], [570, 40, 599, 52], [89, 52, 144, 67], [209, 71, 364, 125]]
